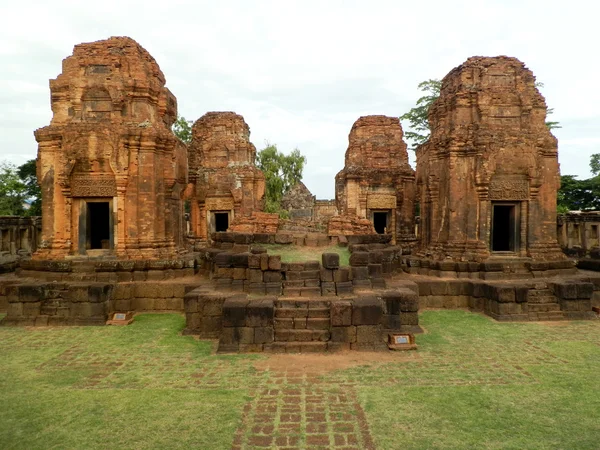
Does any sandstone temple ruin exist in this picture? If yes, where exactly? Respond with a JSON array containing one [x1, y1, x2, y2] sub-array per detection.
[[416, 56, 564, 265], [33, 37, 188, 260], [1, 36, 598, 352]]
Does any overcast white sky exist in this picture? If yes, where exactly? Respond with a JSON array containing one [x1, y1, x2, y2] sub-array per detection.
[[1, 0, 598, 199]]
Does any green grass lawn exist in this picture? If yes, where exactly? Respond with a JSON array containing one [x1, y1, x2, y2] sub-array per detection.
[[1, 311, 599, 449], [263, 244, 351, 266]]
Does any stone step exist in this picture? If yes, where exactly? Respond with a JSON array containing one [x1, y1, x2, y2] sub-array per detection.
[[528, 303, 561, 313], [527, 289, 553, 299], [275, 298, 330, 309], [264, 342, 329, 353], [274, 329, 331, 342], [529, 311, 566, 321], [275, 316, 330, 330], [527, 296, 558, 304], [282, 286, 322, 297]]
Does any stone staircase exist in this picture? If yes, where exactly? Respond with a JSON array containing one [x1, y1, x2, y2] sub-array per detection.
[[526, 287, 565, 321], [270, 297, 332, 352]]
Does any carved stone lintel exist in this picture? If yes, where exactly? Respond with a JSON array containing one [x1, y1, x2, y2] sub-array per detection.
[[489, 178, 529, 200], [71, 174, 117, 197]]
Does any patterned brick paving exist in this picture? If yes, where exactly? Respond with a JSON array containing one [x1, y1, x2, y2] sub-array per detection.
[[232, 369, 375, 450]]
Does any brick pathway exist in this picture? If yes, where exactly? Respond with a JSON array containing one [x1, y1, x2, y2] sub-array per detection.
[[232, 367, 375, 450]]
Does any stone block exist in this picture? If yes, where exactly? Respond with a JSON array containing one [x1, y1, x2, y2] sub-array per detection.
[[308, 307, 330, 318], [132, 271, 147, 282], [335, 281, 353, 296], [321, 282, 336, 296], [368, 264, 382, 278], [231, 279, 244, 291], [285, 270, 302, 281], [320, 268, 334, 282], [303, 260, 320, 271], [515, 287, 529, 303], [352, 280, 371, 289], [331, 326, 357, 343], [349, 251, 369, 266], [331, 300, 352, 326], [304, 279, 319, 287], [381, 262, 393, 274], [268, 255, 281, 271], [246, 298, 274, 327], [214, 252, 233, 267], [132, 297, 155, 311], [254, 327, 274, 344], [577, 283, 594, 299], [114, 299, 132, 311], [247, 269, 263, 283], [236, 327, 256, 344], [66, 285, 89, 303], [201, 295, 225, 316], [368, 251, 383, 264], [287, 262, 304, 271], [356, 325, 381, 344], [7, 302, 23, 317], [351, 266, 369, 280], [222, 298, 249, 327], [551, 282, 577, 299], [230, 267, 245, 280], [264, 271, 282, 282], [253, 233, 271, 244], [260, 253, 269, 271], [248, 283, 266, 295], [334, 268, 350, 282], [306, 318, 330, 330], [301, 270, 320, 280], [382, 314, 401, 329], [352, 297, 382, 325], [322, 253, 340, 269], [265, 282, 282, 295], [248, 253, 261, 268], [274, 233, 293, 244], [231, 253, 250, 268], [400, 312, 419, 325], [495, 286, 516, 303]]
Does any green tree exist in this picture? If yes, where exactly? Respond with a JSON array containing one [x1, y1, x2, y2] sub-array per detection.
[[589, 154, 600, 176], [17, 159, 41, 216], [401, 79, 560, 151], [172, 115, 192, 144], [399, 79, 441, 152], [256, 143, 306, 216], [557, 174, 600, 211], [0, 162, 27, 216]]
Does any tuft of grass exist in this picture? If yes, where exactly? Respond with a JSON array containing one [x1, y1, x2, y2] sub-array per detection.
[[262, 244, 350, 266]]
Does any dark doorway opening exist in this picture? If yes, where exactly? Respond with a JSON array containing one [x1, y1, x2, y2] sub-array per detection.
[[87, 202, 110, 249], [215, 212, 229, 232], [491, 204, 517, 252], [373, 212, 388, 234]]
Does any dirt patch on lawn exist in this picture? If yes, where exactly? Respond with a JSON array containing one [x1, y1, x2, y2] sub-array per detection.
[[253, 350, 420, 375]]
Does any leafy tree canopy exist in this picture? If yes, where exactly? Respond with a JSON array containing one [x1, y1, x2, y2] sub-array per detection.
[[399, 79, 441, 152], [400, 79, 561, 152], [256, 143, 306, 216], [172, 115, 192, 144], [17, 159, 41, 216], [0, 162, 28, 216]]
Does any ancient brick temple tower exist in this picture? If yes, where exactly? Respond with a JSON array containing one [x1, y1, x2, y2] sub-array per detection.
[[416, 56, 565, 262], [335, 116, 416, 246], [188, 112, 266, 242], [33, 37, 188, 259]]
